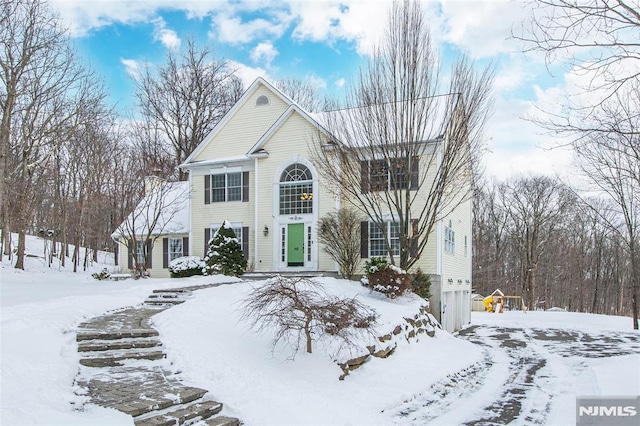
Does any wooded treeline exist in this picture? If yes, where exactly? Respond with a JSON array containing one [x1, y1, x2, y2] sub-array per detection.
[[0, 0, 240, 270], [473, 175, 636, 318]]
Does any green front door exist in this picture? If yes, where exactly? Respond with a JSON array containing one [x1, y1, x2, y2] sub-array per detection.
[[287, 223, 305, 266]]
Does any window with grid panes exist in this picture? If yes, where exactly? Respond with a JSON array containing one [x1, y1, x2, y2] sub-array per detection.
[[168, 238, 183, 262], [210, 172, 241, 202], [279, 164, 313, 215], [136, 241, 145, 264], [363, 157, 416, 192], [445, 220, 455, 254], [369, 221, 400, 257]]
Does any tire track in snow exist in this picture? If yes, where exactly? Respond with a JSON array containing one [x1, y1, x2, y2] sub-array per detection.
[[386, 347, 494, 424], [390, 326, 553, 425]]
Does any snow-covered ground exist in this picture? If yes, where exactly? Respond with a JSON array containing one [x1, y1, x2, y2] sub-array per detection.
[[1, 235, 638, 425]]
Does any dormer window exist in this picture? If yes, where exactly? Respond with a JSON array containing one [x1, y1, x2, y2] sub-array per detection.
[[256, 95, 269, 106]]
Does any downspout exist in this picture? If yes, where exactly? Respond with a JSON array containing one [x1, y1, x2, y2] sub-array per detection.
[[188, 169, 193, 256], [254, 157, 259, 271], [436, 143, 443, 277]]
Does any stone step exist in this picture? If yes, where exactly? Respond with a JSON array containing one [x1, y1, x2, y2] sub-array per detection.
[[79, 350, 165, 367], [78, 338, 162, 352], [205, 416, 241, 426], [152, 289, 191, 294], [77, 329, 159, 342], [145, 299, 186, 306], [134, 401, 223, 426], [148, 293, 183, 299], [117, 386, 209, 417]]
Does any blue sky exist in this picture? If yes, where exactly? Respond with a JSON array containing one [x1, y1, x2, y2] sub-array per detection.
[[49, 0, 577, 180]]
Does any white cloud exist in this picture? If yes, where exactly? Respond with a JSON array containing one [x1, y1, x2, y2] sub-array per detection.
[[213, 13, 289, 45], [434, 0, 530, 58], [228, 60, 270, 88], [482, 92, 574, 182], [152, 18, 181, 50], [288, 0, 389, 56], [120, 58, 143, 80], [49, 0, 227, 37], [335, 78, 346, 88], [250, 42, 279, 67]]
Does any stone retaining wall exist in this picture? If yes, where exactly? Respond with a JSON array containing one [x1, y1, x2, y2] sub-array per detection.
[[337, 306, 439, 379]]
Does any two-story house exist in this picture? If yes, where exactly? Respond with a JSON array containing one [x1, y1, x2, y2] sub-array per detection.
[[115, 77, 472, 332]]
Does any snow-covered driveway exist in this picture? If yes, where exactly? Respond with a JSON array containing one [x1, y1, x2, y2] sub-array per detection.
[[389, 312, 640, 425]]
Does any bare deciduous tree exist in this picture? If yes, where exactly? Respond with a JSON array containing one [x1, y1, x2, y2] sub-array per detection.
[[516, 0, 640, 106], [573, 96, 640, 328], [499, 175, 573, 310], [318, 208, 363, 280], [274, 77, 325, 112], [1, 0, 105, 269], [312, 0, 493, 270], [516, 0, 640, 328], [240, 276, 377, 357], [134, 38, 243, 180]]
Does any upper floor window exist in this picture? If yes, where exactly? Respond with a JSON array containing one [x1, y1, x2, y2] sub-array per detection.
[[256, 95, 269, 106], [279, 163, 313, 215], [445, 220, 455, 254], [361, 156, 419, 192], [204, 171, 249, 204]]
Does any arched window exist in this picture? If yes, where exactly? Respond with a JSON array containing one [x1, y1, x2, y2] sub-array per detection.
[[279, 163, 313, 215], [256, 95, 269, 106]]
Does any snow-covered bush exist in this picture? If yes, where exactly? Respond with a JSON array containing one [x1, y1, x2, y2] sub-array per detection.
[[91, 268, 111, 280], [203, 221, 247, 277], [168, 256, 205, 278], [362, 257, 411, 299]]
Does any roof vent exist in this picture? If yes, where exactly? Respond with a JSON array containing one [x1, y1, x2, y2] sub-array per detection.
[[256, 95, 269, 106]]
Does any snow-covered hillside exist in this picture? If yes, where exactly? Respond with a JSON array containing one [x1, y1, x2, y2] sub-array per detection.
[[1, 235, 638, 425]]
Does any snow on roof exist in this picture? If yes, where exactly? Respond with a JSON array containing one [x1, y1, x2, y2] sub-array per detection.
[[111, 181, 190, 239], [310, 94, 456, 147]]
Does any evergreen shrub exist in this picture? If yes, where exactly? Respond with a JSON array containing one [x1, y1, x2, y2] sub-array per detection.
[[203, 221, 247, 277]]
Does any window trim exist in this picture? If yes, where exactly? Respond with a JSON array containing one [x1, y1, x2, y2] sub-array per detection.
[[136, 241, 145, 265], [445, 220, 455, 255], [368, 221, 400, 258], [279, 163, 313, 215], [210, 172, 241, 202], [205, 171, 248, 203], [168, 237, 183, 262], [361, 156, 419, 192]]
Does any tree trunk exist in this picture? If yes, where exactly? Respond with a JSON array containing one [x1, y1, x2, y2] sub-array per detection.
[[72, 243, 79, 273], [14, 231, 25, 270], [304, 317, 313, 354], [3, 222, 11, 257], [629, 242, 639, 330]]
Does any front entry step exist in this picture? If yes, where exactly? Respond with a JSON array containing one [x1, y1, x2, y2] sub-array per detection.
[[243, 271, 332, 280]]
